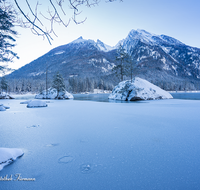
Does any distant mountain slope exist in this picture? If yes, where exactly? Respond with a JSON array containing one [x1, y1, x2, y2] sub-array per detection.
[[7, 29, 200, 90], [8, 37, 117, 80], [123, 29, 200, 80]]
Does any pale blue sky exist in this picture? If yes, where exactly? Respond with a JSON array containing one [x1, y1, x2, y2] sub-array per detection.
[[9, 0, 200, 69]]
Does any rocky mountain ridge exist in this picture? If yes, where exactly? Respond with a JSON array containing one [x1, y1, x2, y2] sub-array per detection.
[[6, 29, 200, 90]]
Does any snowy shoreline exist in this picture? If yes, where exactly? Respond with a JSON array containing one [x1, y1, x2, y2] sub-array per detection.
[[0, 148, 24, 171], [169, 90, 200, 93], [9, 90, 200, 97]]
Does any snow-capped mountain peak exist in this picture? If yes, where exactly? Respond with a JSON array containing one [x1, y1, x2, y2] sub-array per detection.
[[121, 29, 186, 54], [71, 36, 86, 44], [96, 39, 115, 52], [125, 29, 184, 46], [70, 36, 114, 52], [70, 36, 97, 45], [126, 29, 157, 45]]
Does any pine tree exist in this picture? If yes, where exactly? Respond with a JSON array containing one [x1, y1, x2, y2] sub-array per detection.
[[52, 72, 66, 98], [126, 53, 137, 83], [112, 44, 128, 82], [0, 1, 18, 63], [0, 76, 8, 92]]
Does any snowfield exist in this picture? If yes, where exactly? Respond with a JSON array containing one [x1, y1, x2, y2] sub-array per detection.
[[0, 98, 200, 189], [0, 148, 24, 171], [109, 77, 173, 101]]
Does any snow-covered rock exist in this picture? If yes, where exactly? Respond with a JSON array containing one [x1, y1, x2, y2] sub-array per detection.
[[0, 104, 10, 111], [20, 100, 32, 104], [109, 77, 173, 101], [0, 106, 6, 111], [27, 100, 48, 108], [20, 100, 50, 104], [0, 148, 24, 171], [63, 91, 74, 99], [3, 105, 10, 109], [35, 87, 74, 99], [0, 92, 14, 99]]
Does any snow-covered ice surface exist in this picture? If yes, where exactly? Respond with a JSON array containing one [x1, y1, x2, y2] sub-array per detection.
[[0, 99, 200, 189], [109, 77, 173, 101], [0, 148, 24, 171]]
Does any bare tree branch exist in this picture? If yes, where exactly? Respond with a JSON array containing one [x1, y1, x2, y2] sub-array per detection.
[[25, 0, 43, 27], [13, 0, 121, 44], [14, 0, 53, 44]]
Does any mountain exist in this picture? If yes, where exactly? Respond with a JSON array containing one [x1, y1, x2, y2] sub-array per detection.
[[123, 29, 200, 80], [8, 36, 117, 80], [7, 29, 200, 90]]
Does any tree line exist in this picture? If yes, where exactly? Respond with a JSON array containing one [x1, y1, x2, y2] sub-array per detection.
[[0, 76, 115, 94], [1, 75, 200, 94]]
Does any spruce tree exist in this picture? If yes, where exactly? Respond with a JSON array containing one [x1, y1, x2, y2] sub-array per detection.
[[112, 44, 128, 82], [127, 53, 136, 83], [0, 76, 8, 92], [0, 1, 18, 63], [52, 72, 66, 98]]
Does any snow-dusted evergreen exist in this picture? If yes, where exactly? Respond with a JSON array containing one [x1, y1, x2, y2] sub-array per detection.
[[112, 43, 129, 82], [52, 72, 66, 98], [0, 148, 24, 171], [109, 77, 173, 101], [35, 87, 73, 99], [0, 76, 8, 92]]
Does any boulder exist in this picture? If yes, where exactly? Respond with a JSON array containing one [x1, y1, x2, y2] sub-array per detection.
[[20, 100, 32, 104], [109, 77, 173, 101], [0, 106, 6, 111], [35, 88, 74, 99], [0, 104, 10, 111], [0, 92, 14, 99], [0, 148, 24, 171], [27, 100, 48, 108]]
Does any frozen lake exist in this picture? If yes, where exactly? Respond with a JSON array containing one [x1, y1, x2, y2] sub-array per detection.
[[0, 98, 200, 189], [12, 92, 200, 102], [170, 92, 200, 100]]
